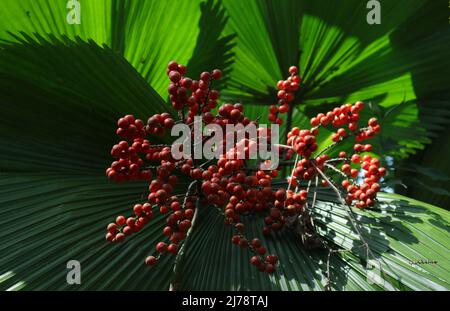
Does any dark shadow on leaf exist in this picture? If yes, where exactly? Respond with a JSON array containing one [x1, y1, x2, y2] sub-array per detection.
[[186, 0, 236, 89]]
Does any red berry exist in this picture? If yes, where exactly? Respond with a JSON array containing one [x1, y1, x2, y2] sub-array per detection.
[[145, 256, 158, 266], [156, 189, 167, 200], [354, 101, 365, 111], [341, 164, 351, 174], [349, 122, 358, 131], [169, 71, 181, 83], [105, 232, 114, 242], [251, 238, 262, 248], [371, 183, 381, 192], [331, 133, 340, 142], [235, 223, 245, 232], [364, 144, 372, 152], [164, 118, 175, 129], [231, 235, 240, 244], [115, 233, 125, 243], [167, 61, 178, 71], [163, 226, 172, 236], [133, 204, 142, 216], [126, 217, 135, 227], [190, 168, 203, 179], [230, 109, 241, 120], [117, 118, 129, 128], [368, 118, 378, 127], [277, 90, 286, 99], [258, 246, 267, 255], [177, 64, 187, 75], [116, 216, 126, 226], [354, 144, 363, 152], [265, 264, 276, 274], [212, 69, 222, 80], [351, 154, 361, 163], [288, 66, 298, 75], [156, 242, 168, 253], [250, 256, 261, 266], [107, 223, 117, 234], [342, 179, 351, 188], [275, 189, 286, 201], [239, 238, 249, 248], [310, 117, 319, 127], [123, 226, 132, 236], [278, 104, 289, 113], [181, 78, 193, 88], [168, 243, 178, 255], [200, 71, 210, 82], [265, 254, 278, 264]]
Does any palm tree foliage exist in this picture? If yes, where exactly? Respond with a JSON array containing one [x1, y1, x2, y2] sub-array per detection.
[[0, 0, 448, 290]]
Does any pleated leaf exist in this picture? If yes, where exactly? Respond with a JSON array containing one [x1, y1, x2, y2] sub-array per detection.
[[0, 0, 235, 98], [0, 2, 449, 292], [0, 36, 174, 290], [175, 191, 450, 291], [221, 0, 450, 158]]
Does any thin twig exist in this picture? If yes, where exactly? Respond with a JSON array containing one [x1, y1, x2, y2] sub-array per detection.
[[169, 197, 200, 291], [324, 163, 351, 180], [275, 143, 294, 150], [286, 154, 299, 193], [311, 162, 378, 263], [309, 176, 318, 228], [182, 181, 198, 208], [325, 249, 332, 291], [325, 157, 350, 164]]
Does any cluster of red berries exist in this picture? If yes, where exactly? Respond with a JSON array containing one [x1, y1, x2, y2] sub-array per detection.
[[146, 113, 175, 136], [232, 236, 279, 273], [356, 117, 381, 142], [167, 60, 222, 125], [340, 153, 385, 208], [104, 62, 386, 275], [287, 128, 319, 158], [310, 102, 364, 128], [107, 115, 153, 181], [284, 101, 385, 208], [308, 101, 381, 144], [106, 139, 152, 182], [105, 203, 153, 243], [269, 66, 301, 124], [217, 103, 249, 125], [116, 114, 146, 140]]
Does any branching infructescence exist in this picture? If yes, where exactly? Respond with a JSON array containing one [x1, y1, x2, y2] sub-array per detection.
[[104, 62, 385, 277]]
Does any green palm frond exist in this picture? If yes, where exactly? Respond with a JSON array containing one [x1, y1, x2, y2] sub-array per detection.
[[221, 0, 450, 159], [175, 191, 449, 290], [0, 1, 449, 291], [0, 0, 235, 98]]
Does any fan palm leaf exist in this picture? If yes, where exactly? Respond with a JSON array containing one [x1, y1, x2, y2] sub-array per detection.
[[0, 0, 448, 291]]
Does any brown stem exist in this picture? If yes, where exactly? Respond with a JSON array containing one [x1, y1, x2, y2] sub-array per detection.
[[311, 162, 379, 263], [282, 103, 295, 178], [169, 186, 199, 291]]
